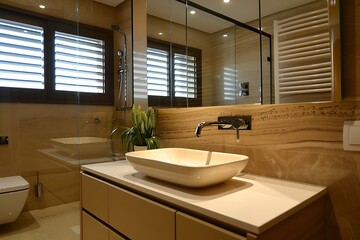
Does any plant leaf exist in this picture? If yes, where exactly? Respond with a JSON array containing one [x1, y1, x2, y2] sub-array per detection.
[[113, 105, 159, 151]]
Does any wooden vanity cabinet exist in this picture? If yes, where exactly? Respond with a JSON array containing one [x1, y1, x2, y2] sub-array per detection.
[[245, 196, 326, 240], [81, 173, 176, 240], [81, 173, 245, 240], [176, 211, 246, 240], [81, 172, 325, 240], [108, 184, 176, 240], [81, 173, 108, 223], [82, 211, 125, 240]]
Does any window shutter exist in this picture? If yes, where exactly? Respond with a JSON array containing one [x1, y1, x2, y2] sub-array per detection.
[[223, 67, 237, 101], [147, 47, 169, 96], [174, 53, 197, 98], [0, 18, 44, 89], [55, 31, 105, 93]]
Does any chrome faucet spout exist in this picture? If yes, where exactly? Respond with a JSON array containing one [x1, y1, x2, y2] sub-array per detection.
[[195, 121, 227, 137], [195, 122, 205, 137], [108, 128, 118, 141], [108, 127, 120, 157]]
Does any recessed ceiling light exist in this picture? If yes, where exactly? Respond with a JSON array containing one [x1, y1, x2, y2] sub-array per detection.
[[223, 0, 230, 3], [39, 4, 45, 9], [223, 34, 228, 38], [190, 10, 196, 15], [158, 32, 163, 36]]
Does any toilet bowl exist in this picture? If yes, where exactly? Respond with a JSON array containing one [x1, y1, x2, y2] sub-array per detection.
[[0, 176, 29, 224]]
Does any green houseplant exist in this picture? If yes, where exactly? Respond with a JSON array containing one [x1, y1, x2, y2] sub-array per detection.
[[112, 105, 160, 151]]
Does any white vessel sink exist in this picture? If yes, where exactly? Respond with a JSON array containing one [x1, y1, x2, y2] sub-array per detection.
[[125, 148, 249, 188], [51, 137, 110, 159]]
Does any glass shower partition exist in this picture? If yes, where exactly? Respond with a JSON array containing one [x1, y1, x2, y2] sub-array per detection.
[[0, 0, 132, 239]]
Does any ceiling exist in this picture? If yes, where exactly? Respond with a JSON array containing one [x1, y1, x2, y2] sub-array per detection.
[[147, 0, 317, 33], [95, 0, 317, 33], [94, 0, 125, 7]]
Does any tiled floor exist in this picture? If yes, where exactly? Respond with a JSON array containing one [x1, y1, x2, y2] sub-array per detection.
[[0, 202, 80, 240]]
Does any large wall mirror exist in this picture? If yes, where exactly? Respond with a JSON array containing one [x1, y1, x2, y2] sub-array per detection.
[[146, 0, 341, 108]]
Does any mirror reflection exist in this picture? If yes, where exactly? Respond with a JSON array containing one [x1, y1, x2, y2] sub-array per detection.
[[260, 0, 339, 104], [147, 0, 267, 108], [146, 0, 340, 108]]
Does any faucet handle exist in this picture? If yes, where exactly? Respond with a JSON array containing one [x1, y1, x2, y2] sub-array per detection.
[[218, 116, 251, 131], [231, 118, 248, 130], [231, 118, 248, 141]]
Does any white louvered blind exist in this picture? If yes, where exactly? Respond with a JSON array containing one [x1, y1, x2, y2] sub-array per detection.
[[223, 67, 237, 101], [0, 18, 44, 89], [147, 47, 197, 98], [55, 32, 105, 93], [174, 53, 197, 98], [274, 8, 332, 103], [147, 47, 169, 96]]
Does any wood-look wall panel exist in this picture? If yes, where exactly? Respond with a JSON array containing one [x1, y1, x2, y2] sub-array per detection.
[[157, 101, 360, 240]]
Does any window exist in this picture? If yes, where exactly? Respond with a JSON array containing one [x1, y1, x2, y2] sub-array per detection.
[[0, 19, 44, 90], [147, 39, 201, 107], [0, 7, 113, 105], [223, 67, 237, 101], [174, 53, 197, 98], [147, 47, 169, 97], [54, 32, 105, 93]]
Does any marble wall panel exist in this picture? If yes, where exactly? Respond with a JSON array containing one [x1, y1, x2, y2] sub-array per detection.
[[156, 101, 360, 239]]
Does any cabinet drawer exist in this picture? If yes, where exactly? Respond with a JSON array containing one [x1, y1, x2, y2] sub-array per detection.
[[82, 211, 108, 240], [176, 211, 246, 240], [81, 174, 108, 223], [108, 185, 176, 240], [82, 211, 126, 240]]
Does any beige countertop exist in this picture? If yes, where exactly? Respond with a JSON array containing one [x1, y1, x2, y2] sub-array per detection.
[[81, 160, 326, 234]]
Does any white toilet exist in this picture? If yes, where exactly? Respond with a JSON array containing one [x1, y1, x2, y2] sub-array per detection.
[[0, 176, 29, 224]]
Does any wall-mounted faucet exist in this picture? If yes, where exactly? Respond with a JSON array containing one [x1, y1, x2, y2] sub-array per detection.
[[195, 121, 229, 137], [82, 117, 101, 128], [195, 116, 251, 141], [108, 127, 120, 157]]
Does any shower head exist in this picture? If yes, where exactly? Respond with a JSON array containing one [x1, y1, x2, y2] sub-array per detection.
[[111, 24, 127, 45], [111, 24, 126, 36]]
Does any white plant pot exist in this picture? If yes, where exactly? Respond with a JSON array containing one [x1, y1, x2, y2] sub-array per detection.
[[133, 145, 148, 151]]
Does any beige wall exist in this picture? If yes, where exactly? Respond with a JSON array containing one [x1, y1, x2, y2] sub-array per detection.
[[156, 1, 360, 239]]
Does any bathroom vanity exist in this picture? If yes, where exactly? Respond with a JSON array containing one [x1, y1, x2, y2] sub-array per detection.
[[80, 161, 327, 240]]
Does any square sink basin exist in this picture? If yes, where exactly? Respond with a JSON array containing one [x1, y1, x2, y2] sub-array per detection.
[[125, 148, 249, 188], [51, 137, 111, 159]]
